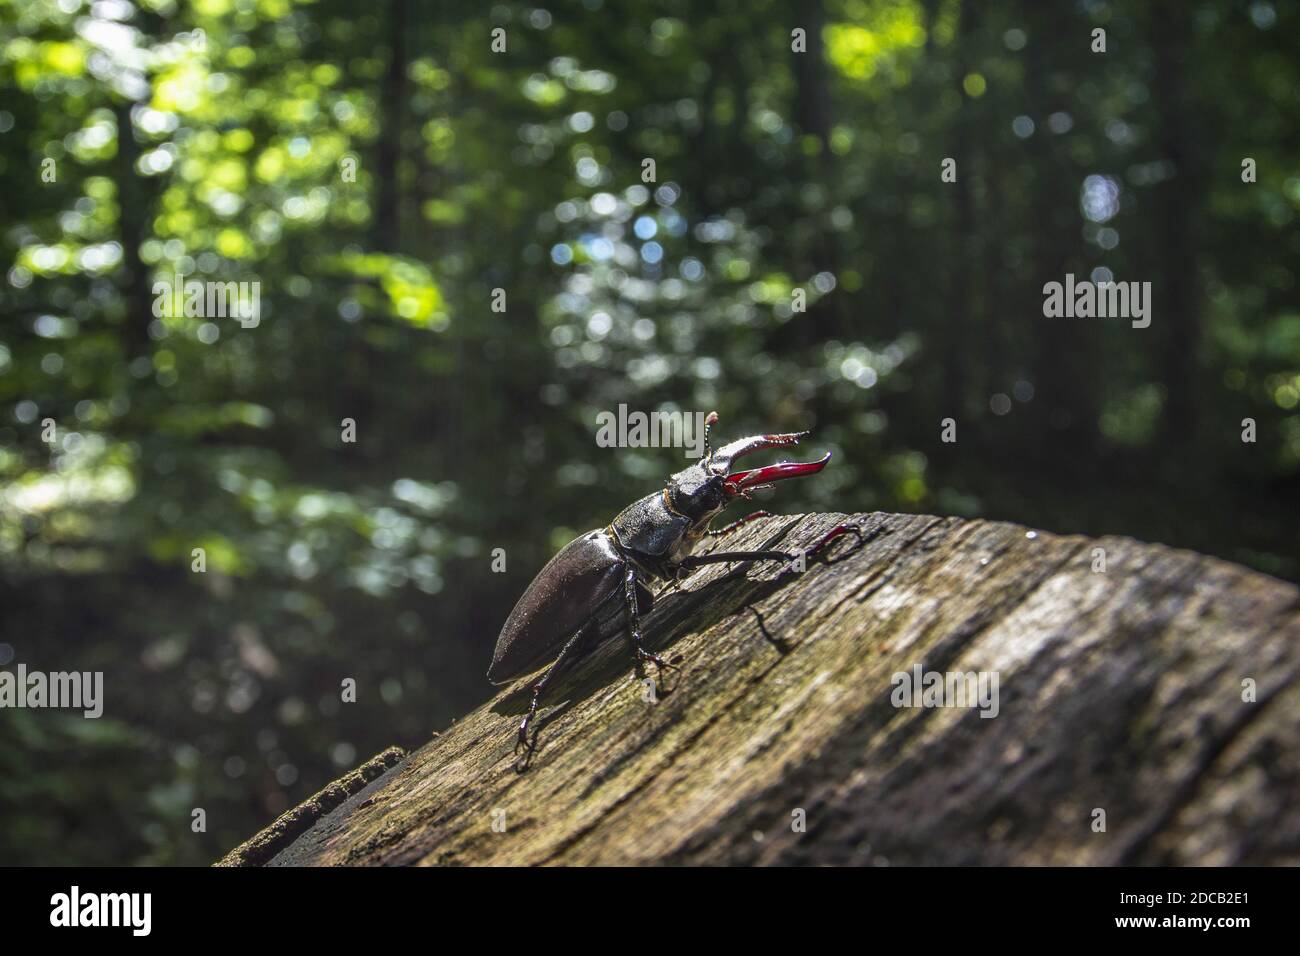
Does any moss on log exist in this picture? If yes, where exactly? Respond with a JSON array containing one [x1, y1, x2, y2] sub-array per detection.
[[215, 746, 406, 867], [217, 512, 1300, 866]]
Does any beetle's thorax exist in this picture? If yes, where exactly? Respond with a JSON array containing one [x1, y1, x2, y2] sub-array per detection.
[[608, 491, 701, 577], [608, 464, 726, 578]]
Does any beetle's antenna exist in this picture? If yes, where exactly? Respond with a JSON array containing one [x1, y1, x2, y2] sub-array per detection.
[[702, 411, 719, 461]]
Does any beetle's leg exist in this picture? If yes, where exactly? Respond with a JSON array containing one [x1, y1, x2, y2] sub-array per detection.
[[707, 510, 772, 536], [806, 523, 865, 558], [680, 523, 865, 570], [678, 547, 793, 569], [515, 626, 589, 764], [624, 566, 679, 677]]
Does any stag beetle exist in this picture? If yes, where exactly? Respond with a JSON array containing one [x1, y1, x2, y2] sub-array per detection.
[[488, 411, 856, 765]]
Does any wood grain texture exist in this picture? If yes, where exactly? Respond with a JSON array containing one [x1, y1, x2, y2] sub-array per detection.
[[217, 512, 1300, 866]]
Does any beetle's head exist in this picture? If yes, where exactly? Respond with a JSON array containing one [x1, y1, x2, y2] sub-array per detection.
[[664, 411, 831, 524]]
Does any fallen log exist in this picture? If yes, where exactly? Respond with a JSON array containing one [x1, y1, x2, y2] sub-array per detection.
[[216, 512, 1300, 866]]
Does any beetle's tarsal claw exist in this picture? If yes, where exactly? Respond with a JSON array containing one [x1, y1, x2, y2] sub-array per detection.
[[808, 523, 868, 563], [514, 695, 541, 764], [513, 723, 537, 771], [633, 647, 682, 697], [634, 647, 680, 675]]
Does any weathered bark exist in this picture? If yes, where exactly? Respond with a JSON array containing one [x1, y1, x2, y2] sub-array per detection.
[[217, 512, 1300, 866]]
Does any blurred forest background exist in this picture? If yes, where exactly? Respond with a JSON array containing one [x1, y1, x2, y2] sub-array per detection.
[[1, 0, 1297, 865]]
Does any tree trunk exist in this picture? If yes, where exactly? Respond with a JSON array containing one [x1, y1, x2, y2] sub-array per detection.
[[217, 512, 1300, 866], [374, 0, 408, 254], [112, 101, 153, 359]]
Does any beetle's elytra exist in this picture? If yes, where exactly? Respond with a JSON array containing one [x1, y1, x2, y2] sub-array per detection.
[[490, 411, 856, 768]]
